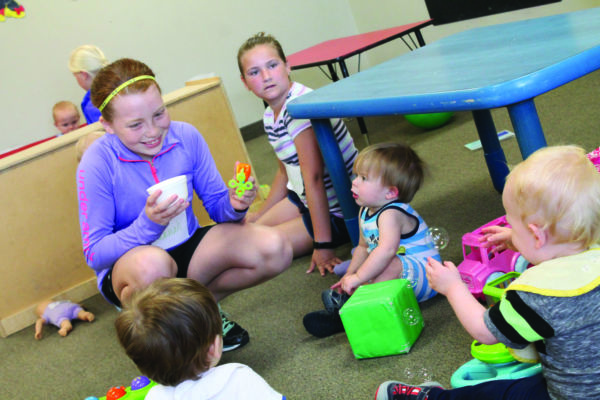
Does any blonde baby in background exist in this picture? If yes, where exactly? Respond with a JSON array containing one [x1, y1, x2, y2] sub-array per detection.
[[52, 101, 82, 136]]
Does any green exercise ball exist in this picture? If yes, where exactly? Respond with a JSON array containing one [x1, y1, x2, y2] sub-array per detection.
[[404, 111, 454, 129]]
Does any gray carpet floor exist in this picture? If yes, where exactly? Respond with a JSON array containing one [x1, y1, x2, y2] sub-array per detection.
[[1, 70, 598, 400]]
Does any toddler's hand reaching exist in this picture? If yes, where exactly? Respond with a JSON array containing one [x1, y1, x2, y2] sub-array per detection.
[[337, 273, 361, 295], [479, 225, 513, 253], [425, 257, 464, 296]]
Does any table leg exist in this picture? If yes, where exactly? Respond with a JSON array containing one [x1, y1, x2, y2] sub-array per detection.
[[414, 29, 426, 47], [311, 118, 360, 246], [472, 109, 510, 193], [507, 99, 547, 159], [326, 63, 340, 81], [338, 60, 370, 145]]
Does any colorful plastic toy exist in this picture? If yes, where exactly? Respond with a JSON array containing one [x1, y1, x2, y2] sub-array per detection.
[[86, 375, 156, 400], [0, 0, 26, 21], [457, 216, 531, 300], [482, 271, 521, 307], [451, 358, 542, 388], [451, 328, 542, 388], [451, 269, 542, 388], [228, 162, 253, 198], [586, 146, 600, 173]]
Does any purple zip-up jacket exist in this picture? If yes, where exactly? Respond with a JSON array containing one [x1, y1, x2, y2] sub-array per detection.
[[76, 121, 245, 294]]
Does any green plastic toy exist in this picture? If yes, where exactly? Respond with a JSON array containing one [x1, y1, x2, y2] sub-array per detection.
[[404, 112, 453, 130], [228, 162, 253, 198], [471, 340, 515, 364], [482, 271, 521, 307], [339, 279, 423, 359]]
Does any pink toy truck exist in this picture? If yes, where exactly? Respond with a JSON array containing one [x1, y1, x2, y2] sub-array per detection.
[[457, 216, 530, 300]]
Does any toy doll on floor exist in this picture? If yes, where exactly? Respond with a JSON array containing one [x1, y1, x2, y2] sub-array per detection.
[[34, 299, 95, 339]]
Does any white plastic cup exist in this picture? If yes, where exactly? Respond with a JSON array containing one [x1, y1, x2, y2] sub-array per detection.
[[145, 175, 189, 249], [146, 175, 188, 206]]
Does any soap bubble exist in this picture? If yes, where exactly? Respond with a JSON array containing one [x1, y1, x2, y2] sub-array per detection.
[[428, 226, 450, 250], [418, 367, 433, 382]]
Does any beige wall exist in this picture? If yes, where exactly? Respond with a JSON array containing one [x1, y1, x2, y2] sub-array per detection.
[[1, 0, 597, 152]]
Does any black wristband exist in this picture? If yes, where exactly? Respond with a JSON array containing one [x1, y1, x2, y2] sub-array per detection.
[[313, 241, 336, 249]]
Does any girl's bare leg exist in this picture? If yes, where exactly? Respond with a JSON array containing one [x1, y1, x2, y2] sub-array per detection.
[[256, 198, 313, 257], [111, 245, 177, 304], [186, 223, 293, 301]]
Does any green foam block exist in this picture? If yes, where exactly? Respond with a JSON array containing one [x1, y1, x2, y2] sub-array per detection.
[[339, 279, 424, 359]]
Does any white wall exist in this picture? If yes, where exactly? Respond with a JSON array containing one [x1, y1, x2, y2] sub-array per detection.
[[1, 0, 597, 152], [0, 0, 358, 152]]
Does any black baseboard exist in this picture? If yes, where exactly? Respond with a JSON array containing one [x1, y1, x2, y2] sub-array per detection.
[[240, 120, 264, 142]]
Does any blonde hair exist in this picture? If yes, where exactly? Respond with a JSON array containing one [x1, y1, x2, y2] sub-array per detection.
[[354, 142, 425, 203], [68, 45, 109, 77], [75, 131, 104, 161], [52, 101, 79, 122], [237, 32, 287, 75], [507, 145, 600, 247]]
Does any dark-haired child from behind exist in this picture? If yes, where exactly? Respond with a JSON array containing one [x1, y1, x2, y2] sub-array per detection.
[[115, 278, 285, 399]]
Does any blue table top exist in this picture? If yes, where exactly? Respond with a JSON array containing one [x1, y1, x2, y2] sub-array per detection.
[[288, 7, 600, 118]]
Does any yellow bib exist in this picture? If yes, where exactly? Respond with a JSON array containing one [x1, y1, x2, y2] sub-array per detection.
[[508, 247, 600, 297], [503, 247, 600, 363]]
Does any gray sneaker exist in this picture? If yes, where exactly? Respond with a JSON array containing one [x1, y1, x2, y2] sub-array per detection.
[[321, 288, 350, 315]]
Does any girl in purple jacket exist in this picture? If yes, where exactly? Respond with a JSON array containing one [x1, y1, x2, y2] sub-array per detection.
[[77, 58, 293, 351]]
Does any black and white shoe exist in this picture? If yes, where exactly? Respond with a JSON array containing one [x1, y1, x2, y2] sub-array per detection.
[[219, 306, 249, 352]]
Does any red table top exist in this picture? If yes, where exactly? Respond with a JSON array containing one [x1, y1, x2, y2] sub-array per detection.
[[287, 19, 432, 69]]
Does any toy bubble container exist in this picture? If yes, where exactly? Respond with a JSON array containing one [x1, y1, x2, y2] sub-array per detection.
[[85, 375, 156, 400], [339, 279, 423, 359]]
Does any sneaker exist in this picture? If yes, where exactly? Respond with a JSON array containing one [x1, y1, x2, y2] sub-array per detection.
[[303, 310, 344, 338], [321, 289, 350, 315], [375, 381, 444, 400], [219, 306, 249, 352]]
